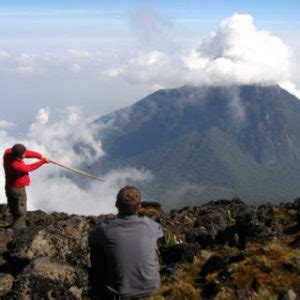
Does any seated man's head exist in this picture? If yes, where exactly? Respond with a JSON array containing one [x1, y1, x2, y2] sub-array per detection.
[[12, 144, 26, 159], [116, 186, 141, 216]]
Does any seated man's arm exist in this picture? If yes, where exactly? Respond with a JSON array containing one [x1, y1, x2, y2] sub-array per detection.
[[157, 236, 165, 248], [88, 225, 107, 297]]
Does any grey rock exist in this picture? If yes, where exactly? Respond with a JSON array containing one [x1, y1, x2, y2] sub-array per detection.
[[5, 257, 87, 299], [281, 289, 297, 300], [0, 273, 14, 296]]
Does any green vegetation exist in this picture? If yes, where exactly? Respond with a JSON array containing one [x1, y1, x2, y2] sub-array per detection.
[[157, 237, 300, 298], [98, 84, 300, 208]]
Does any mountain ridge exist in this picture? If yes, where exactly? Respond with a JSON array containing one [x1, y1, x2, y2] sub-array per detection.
[[96, 84, 300, 207]]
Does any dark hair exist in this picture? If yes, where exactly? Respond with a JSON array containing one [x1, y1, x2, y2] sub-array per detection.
[[116, 186, 141, 216], [12, 144, 26, 158]]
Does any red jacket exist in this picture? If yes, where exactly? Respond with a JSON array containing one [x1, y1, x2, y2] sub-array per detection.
[[3, 148, 47, 188]]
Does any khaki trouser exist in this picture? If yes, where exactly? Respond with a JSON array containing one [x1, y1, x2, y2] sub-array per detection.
[[5, 185, 27, 230]]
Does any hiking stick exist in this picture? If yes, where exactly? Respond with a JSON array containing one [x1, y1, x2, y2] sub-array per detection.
[[50, 160, 105, 182]]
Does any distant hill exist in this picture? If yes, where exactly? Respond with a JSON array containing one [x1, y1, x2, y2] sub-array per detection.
[[96, 84, 300, 208]]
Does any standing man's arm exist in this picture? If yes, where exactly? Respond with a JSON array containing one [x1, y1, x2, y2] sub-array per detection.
[[11, 159, 48, 173], [24, 150, 43, 159], [24, 150, 51, 163]]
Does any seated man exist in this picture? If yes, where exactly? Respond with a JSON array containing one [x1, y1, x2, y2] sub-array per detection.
[[89, 186, 163, 299]]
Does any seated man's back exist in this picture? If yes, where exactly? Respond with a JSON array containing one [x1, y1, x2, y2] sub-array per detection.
[[89, 186, 163, 299]]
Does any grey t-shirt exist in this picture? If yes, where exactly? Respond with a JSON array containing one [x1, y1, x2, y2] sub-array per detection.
[[89, 215, 164, 298]]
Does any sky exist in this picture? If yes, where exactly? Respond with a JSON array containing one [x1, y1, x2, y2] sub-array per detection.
[[0, 0, 299, 125], [0, 0, 299, 213]]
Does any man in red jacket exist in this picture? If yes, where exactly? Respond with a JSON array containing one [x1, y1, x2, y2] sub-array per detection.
[[3, 144, 50, 230]]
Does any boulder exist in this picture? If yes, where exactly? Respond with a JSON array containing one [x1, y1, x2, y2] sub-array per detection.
[[293, 198, 300, 209], [7, 226, 56, 261], [160, 243, 201, 265], [8, 215, 90, 268], [26, 210, 54, 227], [280, 289, 297, 300], [201, 280, 221, 299], [0, 229, 13, 256], [186, 206, 237, 247], [141, 201, 162, 210], [199, 254, 229, 277], [0, 205, 11, 227], [236, 206, 283, 248], [286, 198, 300, 210], [0, 273, 14, 296], [4, 257, 87, 299], [199, 253, 245, 278]]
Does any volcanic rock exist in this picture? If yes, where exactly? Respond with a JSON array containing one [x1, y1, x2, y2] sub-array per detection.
[[199, 253, 245, 278], [160, 243, 201, 265], [185, 199, 243, 247], [7, 216, 90, 268], [0, 199, 298, 299], [3, 257, 86, 299], [0, 273, 13, 297], [201, 280, 221, 299], [0, 205, 11, 227], [236, 205, 283, 248]]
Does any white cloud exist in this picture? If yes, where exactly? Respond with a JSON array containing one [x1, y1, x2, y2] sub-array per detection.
[[67, 49, 102, 60], [104, 13, 299, 97], [130, 7, 175, 51], [103, 67, 124, 77], [182, 49, 209, 70], [16, 65, 34, 75], [0, 108, 152, 215], [0, 51, 10, 60], [0, 11, 298, 120], [70, 63, 81, 73], [35, 107, 50, 125], [278, 81, 300, 98], [0, 49, 103, 76], [183, 13, 291, 86], [0, 120, 14, 128], [131, 50, 166, 66]]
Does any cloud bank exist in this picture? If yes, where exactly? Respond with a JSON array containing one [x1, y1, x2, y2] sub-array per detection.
[[0, 11, 298, 125], [1, 13, 298, 98], [0, 108, 152, 215], [105, 13, 299, 97]]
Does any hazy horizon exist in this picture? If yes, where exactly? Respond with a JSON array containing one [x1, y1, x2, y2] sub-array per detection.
[[1, 0, 300, 214], [0, 0, 299, 125]]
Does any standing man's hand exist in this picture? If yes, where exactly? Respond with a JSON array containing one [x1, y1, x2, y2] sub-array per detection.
[[41, 157, 52, 163]]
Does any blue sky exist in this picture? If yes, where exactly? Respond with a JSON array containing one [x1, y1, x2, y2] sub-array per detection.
[[0, 0, 299, 125], [1, 0, 299, 17], [1, 0, 299, 30], [1, 0, 299, 46]]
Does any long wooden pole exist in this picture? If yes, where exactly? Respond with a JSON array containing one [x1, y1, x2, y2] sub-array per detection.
[[51, 160, 105, 182]]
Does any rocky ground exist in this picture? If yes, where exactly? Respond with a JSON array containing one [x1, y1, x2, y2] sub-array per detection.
[[0, 198, 299, 300]]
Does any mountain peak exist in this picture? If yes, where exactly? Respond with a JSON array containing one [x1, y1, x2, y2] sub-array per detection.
[[97, 84, 300, 207]]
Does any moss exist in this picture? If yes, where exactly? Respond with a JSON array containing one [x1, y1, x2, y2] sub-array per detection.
[[252, 288, 278, 300], [159, 255, 210, 299], [252, 255, 273, 273], [214, 288, 237, 300], [157, 208, 299, 299], [292, 248, 300, 272], [160, 281, 201, 300]]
